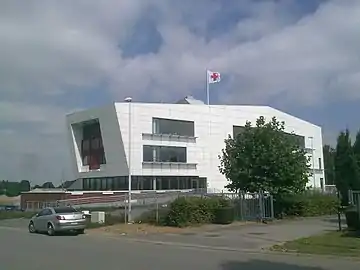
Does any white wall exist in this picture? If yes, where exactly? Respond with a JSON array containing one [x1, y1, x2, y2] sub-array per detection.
[[67, 103, 324, 192]]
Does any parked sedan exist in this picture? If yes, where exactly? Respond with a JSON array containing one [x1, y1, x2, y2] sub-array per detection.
[[28, 207, 86, 236]]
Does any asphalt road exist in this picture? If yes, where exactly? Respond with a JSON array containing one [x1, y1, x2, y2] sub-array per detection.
[[0, 220, 359, 270]]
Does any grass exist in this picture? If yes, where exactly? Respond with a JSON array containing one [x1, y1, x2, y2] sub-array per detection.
[[271, 230, 360, 257], [0, 211, 36, 220]]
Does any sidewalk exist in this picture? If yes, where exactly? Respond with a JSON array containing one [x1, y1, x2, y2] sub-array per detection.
[[116, 216, 341, 251]]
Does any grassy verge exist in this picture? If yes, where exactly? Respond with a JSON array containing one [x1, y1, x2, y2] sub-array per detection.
[[271, 231, 360, 257], [0, 211, 36, 220]]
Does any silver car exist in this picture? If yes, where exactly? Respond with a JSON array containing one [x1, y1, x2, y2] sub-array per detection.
[[28, 207, 86, 236]]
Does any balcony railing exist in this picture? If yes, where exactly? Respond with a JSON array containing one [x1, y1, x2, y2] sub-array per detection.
[[142, 161, 197, 170], [142, 133, 197, 143]]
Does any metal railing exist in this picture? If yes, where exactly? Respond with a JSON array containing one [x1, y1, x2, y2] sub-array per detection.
[[23, 190, 274, 221]]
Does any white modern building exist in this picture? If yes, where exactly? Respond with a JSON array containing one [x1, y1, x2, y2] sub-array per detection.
[[66, 96, 325, 193]]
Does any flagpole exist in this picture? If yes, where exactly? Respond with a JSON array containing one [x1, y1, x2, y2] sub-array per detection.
[[206, 70, 210, 105]]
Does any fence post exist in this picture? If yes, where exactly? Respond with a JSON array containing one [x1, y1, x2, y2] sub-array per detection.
[[259, 191, 264, 221], [155, 192, 159, 224], [348, 190, 353, 205], [270, 195, 274, 220], [124, 195, 127, 224]]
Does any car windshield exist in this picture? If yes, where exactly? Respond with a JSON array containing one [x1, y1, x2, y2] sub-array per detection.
[[53, 207, 78, 214]]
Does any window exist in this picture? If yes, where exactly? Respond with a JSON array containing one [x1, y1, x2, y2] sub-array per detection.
[[80, 121, 106, 168], [319, 158, 322, 170], [232, 125, 305, 148], [152, 118, 195, 137], [37, 209, 47, 216], [143, 145, 187, 163], [233, 126, 245, 137], [101, 178, 107, 190], [54, 207, 77, 213], [320, 178, 324, 190]]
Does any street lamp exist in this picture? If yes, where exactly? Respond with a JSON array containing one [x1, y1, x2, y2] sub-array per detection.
[[309, 136, 316, 189], [124, 97, 132, 223]]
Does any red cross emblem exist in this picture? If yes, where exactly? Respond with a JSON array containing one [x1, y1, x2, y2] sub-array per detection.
[[211, 72, 219, 81]]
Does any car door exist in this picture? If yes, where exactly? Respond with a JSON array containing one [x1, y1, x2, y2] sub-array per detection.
[[33, 209, 46, 231], [39, 208, 53, 231]]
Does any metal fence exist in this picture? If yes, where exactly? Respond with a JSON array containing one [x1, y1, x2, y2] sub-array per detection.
[[349, 190, 360, 209], [23, 190, 274, 222]]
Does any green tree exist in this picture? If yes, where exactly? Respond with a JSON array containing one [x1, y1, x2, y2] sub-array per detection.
[[19, 180, 31, 192], [323, 145, 336, 185], [41, 182, 55, 189], [353, 129, 360, 173], [219, 116, 310, 196], [334, 129, 360, 205], [3, 181, 21, 197]]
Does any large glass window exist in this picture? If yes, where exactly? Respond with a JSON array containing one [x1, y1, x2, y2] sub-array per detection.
[[143, 145, 187, 162], [152, 118, 194, 137], [81, 176, 206, 191], [233, 125, 305, 148], [80, 120, 106, 169]]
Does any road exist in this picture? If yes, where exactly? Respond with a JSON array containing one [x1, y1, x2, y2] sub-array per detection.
[[0, 219, 359, 270]]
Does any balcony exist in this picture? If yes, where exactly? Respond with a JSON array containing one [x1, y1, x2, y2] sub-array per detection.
[[142, 161, 197, 170], [142, 133, 197, 143]]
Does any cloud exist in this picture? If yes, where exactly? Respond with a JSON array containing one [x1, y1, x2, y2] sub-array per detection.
[[0, 0, 359, 182]]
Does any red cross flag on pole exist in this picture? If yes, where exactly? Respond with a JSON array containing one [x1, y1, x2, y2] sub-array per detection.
[[206, 70, 221, 105]]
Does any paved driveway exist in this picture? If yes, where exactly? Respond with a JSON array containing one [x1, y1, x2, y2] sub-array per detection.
[[0, 218, 358, 270]]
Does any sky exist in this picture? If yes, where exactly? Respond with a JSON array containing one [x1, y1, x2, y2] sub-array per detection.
[[1, 0, 360, 184]]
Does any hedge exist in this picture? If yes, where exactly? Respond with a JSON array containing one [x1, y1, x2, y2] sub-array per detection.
[[274, 191, 339, 218], [344, 205, 360, 231], [165, 196, 230, 227]]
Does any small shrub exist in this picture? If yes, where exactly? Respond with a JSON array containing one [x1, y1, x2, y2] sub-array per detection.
[[213, 207, 235, 224], [274, 192, 339, 218], [345, 205, 360, 231], [165, 196, 231, 227], [135, 208, 170, 225]]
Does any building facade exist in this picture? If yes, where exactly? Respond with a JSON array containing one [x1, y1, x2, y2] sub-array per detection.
[[66, 97, 325, 192]]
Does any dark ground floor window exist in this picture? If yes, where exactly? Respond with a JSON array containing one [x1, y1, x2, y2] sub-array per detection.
[[82, 176, 207, 191]]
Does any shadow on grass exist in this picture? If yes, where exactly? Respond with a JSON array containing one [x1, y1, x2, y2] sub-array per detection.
[[221, 260, 324, 270]]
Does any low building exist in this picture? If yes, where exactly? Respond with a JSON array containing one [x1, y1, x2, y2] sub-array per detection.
[[65, 96, 325, 193]]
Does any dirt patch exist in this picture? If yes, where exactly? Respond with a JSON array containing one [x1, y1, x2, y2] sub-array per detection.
[[89, 223, 192, 235], [88, 221, 253, 236]]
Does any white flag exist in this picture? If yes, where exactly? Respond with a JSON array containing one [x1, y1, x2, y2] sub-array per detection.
[[207, 70, 221, 84]]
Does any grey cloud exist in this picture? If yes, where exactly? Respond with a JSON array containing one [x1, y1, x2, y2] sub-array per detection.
[[0, 0, 359, 182]]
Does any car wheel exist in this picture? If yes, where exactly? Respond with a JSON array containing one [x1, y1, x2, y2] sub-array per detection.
[[47, 224, 55, 236], [76, 229, 85, 235], [28, 222, 36, 233]]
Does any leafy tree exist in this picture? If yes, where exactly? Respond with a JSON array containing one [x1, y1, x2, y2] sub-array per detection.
[[41, 182, 55, 189], [334, 129, 360, 205], [19, 180, 31, 192], [323, 145, 336, 185], [3, 181, 21, 197], [353, 129, 360, 172], [219, 116, 310, 196]]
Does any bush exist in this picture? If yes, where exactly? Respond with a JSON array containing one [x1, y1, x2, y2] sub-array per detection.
[[213, 207, 235, 224], [344, 205, 360, 231], [274, 192, 339, 218], [135, 208, 170, 225], [165, 196, 230, 227]]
